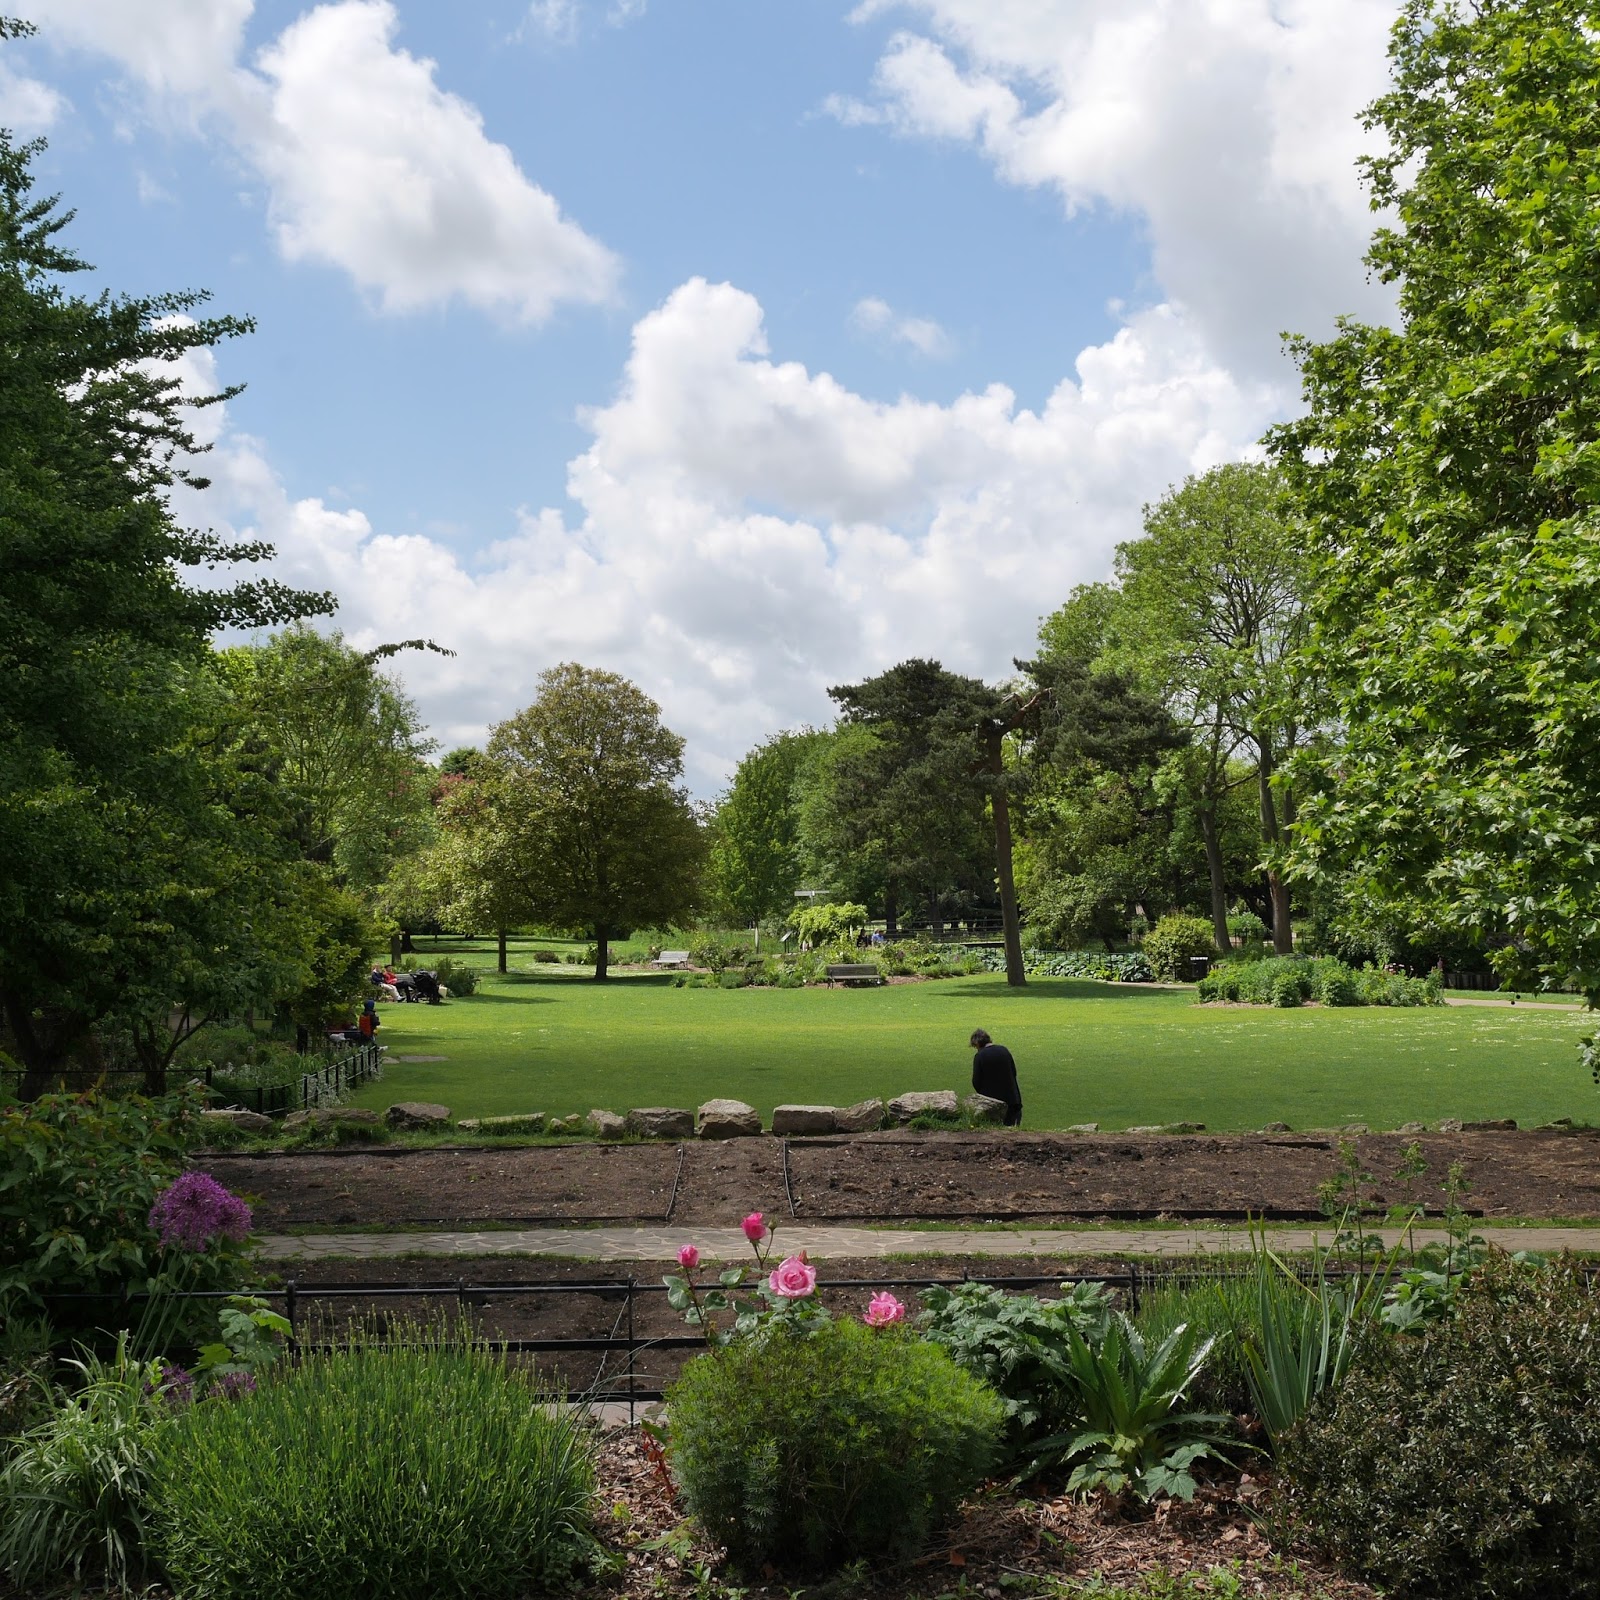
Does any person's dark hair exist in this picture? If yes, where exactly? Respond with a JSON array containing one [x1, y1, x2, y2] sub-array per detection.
[[969, 1029, 991, 1049]]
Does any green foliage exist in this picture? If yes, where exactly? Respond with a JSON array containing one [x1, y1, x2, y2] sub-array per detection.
[[1031, 1316, 1234, 1501], [1226, 911, 1267, 945], [488, 664, 704, 979], [1143, 916, 1217, 981], [968, 948, 1155, 982], [147, 1329, 595, 1600], [1278, 1258, 1600, 1598], [0, 1091, 252, 1317], [789, 901, 869, 948], [1274, 0, 1600, 1005], [667, 1317, 1003, 1573], [0, 1339, 164, 1595], [400, 953, 478, 997], [919, 1281, 1113, 1450], [1132, 1275, 1262, 1415], [1197, 956, 1441, 1008]]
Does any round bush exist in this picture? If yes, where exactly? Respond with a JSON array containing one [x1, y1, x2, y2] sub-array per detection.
[[1277, 1258, 1600, 1598], [147, 1339, 594, 1600], [1142, 914, 1217, 981], [668, 1318, 1003, 1573]]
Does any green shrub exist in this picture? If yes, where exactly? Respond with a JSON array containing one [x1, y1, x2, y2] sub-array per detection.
[[1142, 915, 1217, 981], [430, 956, 479, 997], [1133, 1275, 1260, 1415], [1314, 962, 1361, 1006], [0, 1091, 253, 1322], [531, 948, 562, 963], [1269, 969, 1304, 1007], [0, 1341, 163, 1595], [1226, 910, 1268, 945], [919, 1281, 1113, 1453], [148, 1331, 595, 1600], [1277, 1258, 1600, 1598], [667, 1317, 1002, 1573]]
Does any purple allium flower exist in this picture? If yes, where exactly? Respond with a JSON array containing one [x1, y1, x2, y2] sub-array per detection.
[[148, 1172, 252, 1251], [145, 1363, 194, 1409], [210, 1370, 257, 1401]]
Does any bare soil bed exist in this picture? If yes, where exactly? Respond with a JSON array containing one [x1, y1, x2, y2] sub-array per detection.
[[203, 1125, 1600, 1230]]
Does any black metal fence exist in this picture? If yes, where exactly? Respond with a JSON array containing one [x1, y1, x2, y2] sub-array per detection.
[[204, 1042, 385, 1116], [1, 1041, 383, 1116]]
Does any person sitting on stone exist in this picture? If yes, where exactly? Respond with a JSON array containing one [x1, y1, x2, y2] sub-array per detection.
[[969, 1028, 1023, 1127]]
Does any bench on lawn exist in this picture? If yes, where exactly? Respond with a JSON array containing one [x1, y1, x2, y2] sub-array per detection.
[[826, 963, 884, 988], [653, 950, 691, 969]]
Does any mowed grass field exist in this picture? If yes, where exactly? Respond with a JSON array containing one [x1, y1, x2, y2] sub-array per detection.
[[346, 937, 1599, 1132]]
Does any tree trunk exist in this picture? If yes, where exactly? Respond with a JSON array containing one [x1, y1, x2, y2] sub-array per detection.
[[399, 926, 415, 954], [884, 884, 898, 940], [497, 927, 508, 975], [594, 923, 610, 982], [1197, 806, 1231, 953], [390, 932, 402, 966], [3, 996, 82, 1101], [983, 727, 1026, 987], [1256, 737, 1294, 955]]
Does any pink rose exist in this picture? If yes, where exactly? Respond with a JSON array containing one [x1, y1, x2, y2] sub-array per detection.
[[677, 1244, 700, 1271], [864, 1291, 906, 1327], [768, 1254, 817, 1299], [741, 1212, 767, 1245]]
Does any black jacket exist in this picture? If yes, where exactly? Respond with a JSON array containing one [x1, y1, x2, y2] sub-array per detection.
[[971, 1043, 1021, 1107]]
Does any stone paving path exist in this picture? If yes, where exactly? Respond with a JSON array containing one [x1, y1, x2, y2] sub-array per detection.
[[261, 1222, 1600, 1262]]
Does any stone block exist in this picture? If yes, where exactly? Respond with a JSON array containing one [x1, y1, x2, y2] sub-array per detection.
[[833, 1098, 886, 1133], [772, 1104, 837, 1136], [625, 1106, 695, 1140], [1437, 1118, 1464, 1134], [696, 1099, 762, 1139], [887, 1090, 960, 1123], [1463, 1118, 1517, 1132], [1539, 1117, 1575, 1130], [1125, 1121, 1206, 1135], [457, 1113, 545, 1134], [1339, 1123, 1370, 1136], [1258, 1121, 1292, 1134], [587, 1109, 627, 1138], [284, 1107, 381, 1129], [385, 1101, 451, 1131], [963, 1093, 1010, 1124], [1064, 1122, 1100, 1134], [1396, 1121, 1428, 1135], [200, 1108, 272, 1135]]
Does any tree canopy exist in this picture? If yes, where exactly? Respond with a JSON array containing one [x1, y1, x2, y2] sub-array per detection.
[[1272, 0, 1600, 999]]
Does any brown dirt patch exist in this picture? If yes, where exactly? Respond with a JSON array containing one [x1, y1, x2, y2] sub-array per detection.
[[203, 1126, 1600, 1231]]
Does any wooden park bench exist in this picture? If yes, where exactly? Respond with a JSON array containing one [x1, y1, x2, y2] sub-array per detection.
[[653, 949, 691, 968], [825, 963, 884, 988]]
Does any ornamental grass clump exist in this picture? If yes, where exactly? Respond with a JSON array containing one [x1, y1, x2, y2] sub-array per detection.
[[668, 1315, 1003, 1574], [147, 1326, 595, 1600]]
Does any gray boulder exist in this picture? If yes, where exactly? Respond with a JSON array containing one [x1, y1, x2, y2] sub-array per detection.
[[1125, 1121, 1206, 1135], [587, 1109, 628, 1138], [833, 1098, 886, 1133], [626, 1106, 695, 1140], [284, 1107, 381, 1129], [1464, 1118, 1517, 1132], [1339, 1123, 1370, 1136], [1540, 1117, 1575, 1130], [697, 1099, 762, 1139], [385, 1101, 451, 1131], [1064, 1122, 1100, 1134], [1259, 1121, 1292, 1134], [963, 1093, 1010, 1124], [1437, 1118, 1464, 1134], [888, 1090, 960, 1123], [457, 1113, 545, 1134], [772, 1104, 837, 1136], [200, 1108, 272, 1136], [1396, 1121, 1428, 1135]]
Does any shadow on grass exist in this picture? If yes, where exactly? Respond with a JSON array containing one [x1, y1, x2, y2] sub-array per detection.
[[491, 969, 681, 990], [920, 977, 1193, 1003]]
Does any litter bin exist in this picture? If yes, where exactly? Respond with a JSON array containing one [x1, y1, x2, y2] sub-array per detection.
[[1188, 955, 1211, 982]]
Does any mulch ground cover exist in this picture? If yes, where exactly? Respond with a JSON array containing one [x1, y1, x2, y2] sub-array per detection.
[[590, 1429, 1376, 1600], [202, 1125, 1600, 1230]]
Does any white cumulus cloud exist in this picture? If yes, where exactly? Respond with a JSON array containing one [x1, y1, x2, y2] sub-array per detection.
[[186, 277, 1271, 789], [834, 0, 1402, 378], [0, 57, 65, 134], [851, 295, 952, 358], [15, 0, 619, 322]]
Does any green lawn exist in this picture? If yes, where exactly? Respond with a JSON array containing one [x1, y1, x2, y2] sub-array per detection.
[[348, 936, 1598, 1132]]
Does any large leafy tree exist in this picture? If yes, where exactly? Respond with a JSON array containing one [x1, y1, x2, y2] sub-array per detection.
[[1273, 0, 1600, 998], [808, 660, 996, 938], [0, 89, 327, 1095], [488, 664, 703, 980], [706, 730, 830, 929], [1113, 464, 1311, 952]]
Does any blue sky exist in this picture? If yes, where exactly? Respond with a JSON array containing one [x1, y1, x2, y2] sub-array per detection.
[[2, 0, 1400, 791]]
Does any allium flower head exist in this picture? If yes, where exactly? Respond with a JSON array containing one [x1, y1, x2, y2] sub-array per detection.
[[211, 1371, 257, 1401], [768, 1254, 817, 1299], [864, 1292, 906, 1327], [145, 1362, 194, 1408], [677, 1243, 700, 1271], [148, 1172, 252, 1251]]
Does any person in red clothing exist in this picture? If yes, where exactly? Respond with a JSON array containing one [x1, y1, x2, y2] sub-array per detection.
[[358, 998, 381, 1043]]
